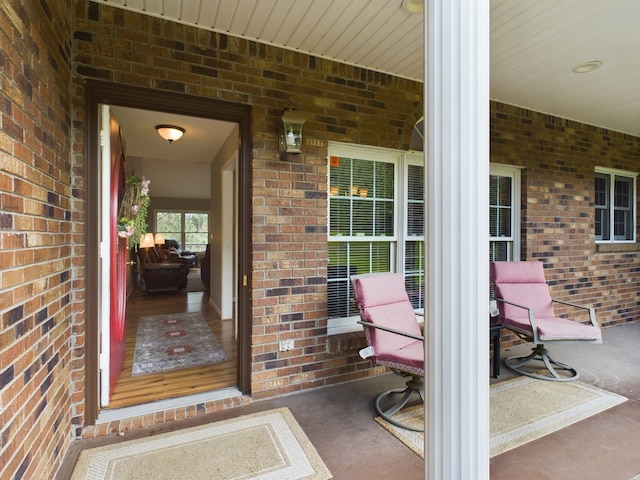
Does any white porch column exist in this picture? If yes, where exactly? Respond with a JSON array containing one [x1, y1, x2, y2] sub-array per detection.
[[425, 1, 490, 479]]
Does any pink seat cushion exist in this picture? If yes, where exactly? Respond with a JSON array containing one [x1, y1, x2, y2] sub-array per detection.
[[491, 260, 547, 284], [375, 339, 424, 376], [493, 283, 556, 319], [491, 261, 554, 320], [353, 273, 424, 375], [503, 316, 601, 341], [353, 273, 423, 338]]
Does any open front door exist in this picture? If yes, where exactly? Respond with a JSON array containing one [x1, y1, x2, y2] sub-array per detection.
[[109, 116, 128, 400], [98, 104, 128, 407]]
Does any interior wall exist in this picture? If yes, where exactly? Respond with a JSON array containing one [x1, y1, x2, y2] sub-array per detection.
[[148, 197, 211, 234], [140, 158, 211, 199], [123, 154, 211, 244], [209, 125, 239, 317]]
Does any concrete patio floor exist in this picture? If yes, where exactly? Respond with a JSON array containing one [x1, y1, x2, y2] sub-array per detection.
[[57, 321, 640, 479]]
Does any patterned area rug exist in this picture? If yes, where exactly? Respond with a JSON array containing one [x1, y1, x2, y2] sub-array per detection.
[[71, 408, 332, 480], [375, 376, 627, 458], [131, 312, 229, 376]]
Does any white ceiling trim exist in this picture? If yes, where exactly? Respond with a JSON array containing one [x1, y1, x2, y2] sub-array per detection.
[[93, 0, 424, 82]]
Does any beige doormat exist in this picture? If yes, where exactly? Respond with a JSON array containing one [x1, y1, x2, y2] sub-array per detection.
[[71, 408, 332, 480], [375, 377, 627, 458]]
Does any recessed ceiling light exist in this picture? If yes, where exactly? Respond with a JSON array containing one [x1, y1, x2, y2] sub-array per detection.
[[402, 0, 424, 14], [571, 60, 603, 74]]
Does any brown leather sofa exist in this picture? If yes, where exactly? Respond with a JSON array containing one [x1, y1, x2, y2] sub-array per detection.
[[164, 238, 198, 268], [136, 247, 189, 293]]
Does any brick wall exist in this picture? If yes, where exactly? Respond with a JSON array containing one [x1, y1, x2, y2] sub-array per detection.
[[71, 0, 422, 423], [491, 101, 640, 346], [0, 1, 74, 480], [67, 2, 640, 439]]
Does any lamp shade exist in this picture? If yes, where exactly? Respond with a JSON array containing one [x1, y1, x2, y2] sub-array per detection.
[[155, 124, 185, 143], [279, 108, 306, 154], [139, 232, 155, 249], [154, 233, 165, 245]]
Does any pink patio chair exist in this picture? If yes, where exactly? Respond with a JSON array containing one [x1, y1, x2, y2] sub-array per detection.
[[490, 261, 601, 381], [351, 273, 424, 431]]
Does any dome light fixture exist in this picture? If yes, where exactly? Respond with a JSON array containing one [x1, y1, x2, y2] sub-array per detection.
[[155, 124, 185, 143], [402, 0, 424, 14], [571, 60, 603, 74]]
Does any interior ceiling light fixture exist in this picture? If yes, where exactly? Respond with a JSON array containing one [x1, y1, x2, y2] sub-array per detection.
[[571, 60, 603, 74], [155, 124, 185, 143], [402, 0, 424, 14]]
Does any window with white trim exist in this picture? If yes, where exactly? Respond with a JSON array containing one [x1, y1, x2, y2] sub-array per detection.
[[489, 165, 521, 261], [403, 155, 425, 310], [155, 210, 209, 252], [595, 167, 637, 243], [327, 143, 424, 335]]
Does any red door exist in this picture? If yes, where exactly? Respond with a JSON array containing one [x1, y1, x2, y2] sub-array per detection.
[[109, 118, 127, 399]]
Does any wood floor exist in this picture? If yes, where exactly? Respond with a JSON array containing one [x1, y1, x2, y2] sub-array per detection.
[[107, 276, 237, 409]]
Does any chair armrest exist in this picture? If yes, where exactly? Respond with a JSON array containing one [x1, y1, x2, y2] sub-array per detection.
[[357, 320, 424, 342], [551, 299, 598, 328], [493, 297, 540, 343]]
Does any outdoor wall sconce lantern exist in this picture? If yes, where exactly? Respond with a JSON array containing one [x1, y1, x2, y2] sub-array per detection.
[[155, 124, 185, 144], [279, 108, 306, 154]]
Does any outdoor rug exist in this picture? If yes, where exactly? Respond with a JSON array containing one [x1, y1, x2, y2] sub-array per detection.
[[131, 312, 228, 376], [70, 407, 332, 480], [375, 376, 627, 458]]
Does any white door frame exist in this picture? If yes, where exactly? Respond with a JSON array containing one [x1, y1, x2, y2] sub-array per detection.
[[98, 104, 112, 407]]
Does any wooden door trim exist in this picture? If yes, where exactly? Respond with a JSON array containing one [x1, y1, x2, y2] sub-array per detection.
[[83, 80, 252, 425]]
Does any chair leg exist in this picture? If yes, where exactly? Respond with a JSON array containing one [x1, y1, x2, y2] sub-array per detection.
[[375, 375, 424, 431], [505, 344, 579, 382]]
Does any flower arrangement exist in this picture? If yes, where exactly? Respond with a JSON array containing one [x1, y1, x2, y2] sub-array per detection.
[[117, 175, 150, 247]]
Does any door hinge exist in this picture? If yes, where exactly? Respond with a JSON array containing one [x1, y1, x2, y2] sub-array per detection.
[[99, 129, 109, 147], [242, 275, 248, 287]]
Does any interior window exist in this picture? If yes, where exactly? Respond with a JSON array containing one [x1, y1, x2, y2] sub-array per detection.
[[156, 210, 209, 252]]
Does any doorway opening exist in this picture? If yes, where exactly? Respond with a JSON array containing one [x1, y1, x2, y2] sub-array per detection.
[[84, 81, 252, 424]]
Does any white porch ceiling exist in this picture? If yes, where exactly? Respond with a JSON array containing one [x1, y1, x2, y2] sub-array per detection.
[[95, 0, 640, 137]]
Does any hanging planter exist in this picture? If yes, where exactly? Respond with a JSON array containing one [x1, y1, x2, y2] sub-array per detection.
[[117, 175, 150, 248]]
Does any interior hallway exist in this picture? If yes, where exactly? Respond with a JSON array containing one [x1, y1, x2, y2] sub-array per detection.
[[108, 284, 237, 409], [58, 322, 640, 479]]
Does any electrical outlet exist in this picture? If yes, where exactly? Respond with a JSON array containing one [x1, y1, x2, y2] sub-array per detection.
[[279, 340, 295, 352]]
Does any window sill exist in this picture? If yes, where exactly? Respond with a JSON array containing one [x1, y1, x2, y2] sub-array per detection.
[[326, 317, 425, 355], [596, 243, 640, 253]]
